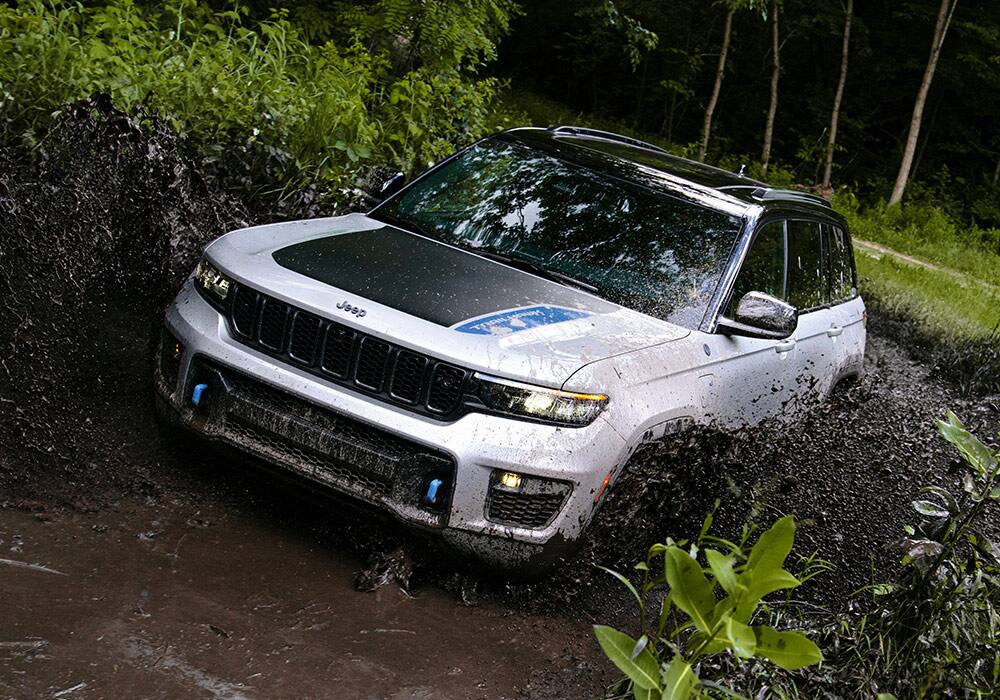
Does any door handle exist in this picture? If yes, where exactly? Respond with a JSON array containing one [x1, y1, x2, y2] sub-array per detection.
[[827, 326, 844, 337], [775, 339, 796, 354]]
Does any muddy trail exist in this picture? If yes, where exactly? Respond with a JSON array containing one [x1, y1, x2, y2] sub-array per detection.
[[2, 103, 999, 698]]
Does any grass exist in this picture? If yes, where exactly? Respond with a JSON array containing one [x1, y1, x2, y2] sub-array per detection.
[[856, 251, 1000, 341], [836, 193, 1000, 289]]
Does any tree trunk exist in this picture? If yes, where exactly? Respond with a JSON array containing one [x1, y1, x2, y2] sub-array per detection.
[[699, 8, 734, 162], [911, 93, 943, 181], [888, 0, 958, 206], [761, 2, 780, 176], [821, 0, 853, 190]]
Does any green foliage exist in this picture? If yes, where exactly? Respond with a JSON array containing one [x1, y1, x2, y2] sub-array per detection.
[[830, 411, 1000, 697], [600, 1, 659, 70], [593, 513, 823, 699], [338, 0, 519, 71], [834, 191, 1000, 288], [0, 0, 517, 210], [855, 253, 1000, 343]]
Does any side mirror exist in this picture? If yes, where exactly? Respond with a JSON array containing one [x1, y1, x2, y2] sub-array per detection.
[[360, 167, 407, 206], [717, 291, 798, 340]]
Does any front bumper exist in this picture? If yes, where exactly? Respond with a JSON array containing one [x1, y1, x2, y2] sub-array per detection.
[[157, 280, 629, 565]]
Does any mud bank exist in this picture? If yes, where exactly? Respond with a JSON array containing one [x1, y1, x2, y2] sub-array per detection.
[[1, 101, 999, 697], [0, 97, 246, 493]]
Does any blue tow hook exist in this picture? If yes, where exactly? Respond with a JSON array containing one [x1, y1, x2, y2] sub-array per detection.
[[191, 383, 209, 406], [424, 478, 443, 506]]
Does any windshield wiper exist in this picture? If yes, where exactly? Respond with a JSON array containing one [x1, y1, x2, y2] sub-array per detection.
[[370, 211, 434, 240], [472, 249, 600, 294]]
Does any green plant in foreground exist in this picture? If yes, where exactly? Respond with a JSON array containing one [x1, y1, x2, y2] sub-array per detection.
[[848, 411, 1000, 697], [594, 514, 822, 699]]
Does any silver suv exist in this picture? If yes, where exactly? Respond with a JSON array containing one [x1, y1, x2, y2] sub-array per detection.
[[155, 127, 865, 570]]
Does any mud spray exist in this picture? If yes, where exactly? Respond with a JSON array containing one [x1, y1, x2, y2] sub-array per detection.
[[1, 100, 997, 628], [0, 97, 246, 492]]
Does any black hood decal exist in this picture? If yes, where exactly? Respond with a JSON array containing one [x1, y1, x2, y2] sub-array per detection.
[[271, 226, 616, 327]]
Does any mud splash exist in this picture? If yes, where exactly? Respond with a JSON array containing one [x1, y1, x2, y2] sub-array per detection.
[[0, 96, 246, 491]]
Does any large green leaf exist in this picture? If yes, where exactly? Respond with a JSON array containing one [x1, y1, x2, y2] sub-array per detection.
[[593, 625, 663, 691], [937, 410, 997, 476], [745, 569, 800, 605], [724, 617, 757, 658], [746, 515, 796, 575], [753, 626, 823, 670], [661, 655, 698, 700], [664, 547, 716, 633], [705, 549, 738, 595]]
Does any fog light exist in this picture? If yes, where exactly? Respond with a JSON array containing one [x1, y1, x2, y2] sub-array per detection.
[[500, 471, 522, 490]]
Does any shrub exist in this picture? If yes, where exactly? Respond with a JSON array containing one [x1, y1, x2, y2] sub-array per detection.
[[0, 0, 517, 212], [593, 513, 823, 699]]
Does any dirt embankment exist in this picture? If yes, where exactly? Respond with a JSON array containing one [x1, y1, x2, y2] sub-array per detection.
[[0, 97, 246, 494], [1, 101, 998, 698]]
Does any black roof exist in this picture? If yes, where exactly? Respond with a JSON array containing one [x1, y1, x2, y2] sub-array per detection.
[[503, 126, 832, 211]]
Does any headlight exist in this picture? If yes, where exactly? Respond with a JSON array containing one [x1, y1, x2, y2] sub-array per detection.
[[194, 258, 233, 305], [474, 373, 608, 427]]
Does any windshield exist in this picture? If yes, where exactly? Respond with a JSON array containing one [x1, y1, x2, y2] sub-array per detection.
[[373, 138, 744, 327]]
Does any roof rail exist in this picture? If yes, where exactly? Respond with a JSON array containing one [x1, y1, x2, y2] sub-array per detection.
[[548, 125, 669, 155], [759, 188, 832, 208], [717, 185, 832, 208]]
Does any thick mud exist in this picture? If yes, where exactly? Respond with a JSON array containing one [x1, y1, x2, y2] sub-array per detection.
[[2, 101, 999, 697], [1, 482, 608, 699]]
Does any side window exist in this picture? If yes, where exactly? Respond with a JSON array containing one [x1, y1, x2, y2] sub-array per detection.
[[786, 220, 824, 310], [823, 224, 854, 303], [727, 220, 786, 316]]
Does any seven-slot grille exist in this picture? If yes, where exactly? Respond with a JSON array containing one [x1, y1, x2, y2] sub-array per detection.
[[226, 283, 469, 417]]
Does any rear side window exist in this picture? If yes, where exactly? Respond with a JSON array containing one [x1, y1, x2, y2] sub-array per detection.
[[823, 224, 855, 303], [727, 220, 786, 315], [786, 220, 824, 310]]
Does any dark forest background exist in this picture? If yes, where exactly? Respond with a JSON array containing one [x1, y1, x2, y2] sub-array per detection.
[[495, 0, 999, 225]]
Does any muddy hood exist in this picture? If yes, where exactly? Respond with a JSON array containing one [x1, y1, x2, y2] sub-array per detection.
[[206, 213, 690, 387]]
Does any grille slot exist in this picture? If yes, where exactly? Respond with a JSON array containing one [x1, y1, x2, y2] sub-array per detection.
[[355, 338, 392, 391], [259, 298, 289, 350], [321, 325, 355, 378], [225, 282, 468, 419], [288, 312, 322, 365], [390, 351, 427, 404], [428, 364, 467, 414], [231, 285, 259, 337]]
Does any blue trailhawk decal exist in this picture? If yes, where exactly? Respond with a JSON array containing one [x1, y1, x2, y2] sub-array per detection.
[[453, 305, 591, 336]]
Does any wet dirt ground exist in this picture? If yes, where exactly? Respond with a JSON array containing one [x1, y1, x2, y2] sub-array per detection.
[[1, 487, 608, 699]]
